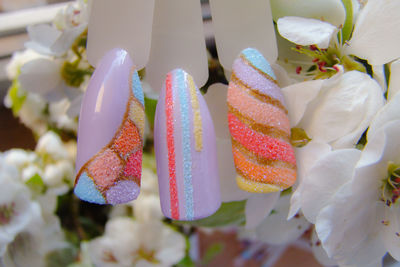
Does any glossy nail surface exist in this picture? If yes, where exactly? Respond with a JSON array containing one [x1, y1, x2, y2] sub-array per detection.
[[154, 69, 221, 220], [74, 48, 145, 204], [227, 48, 296, 193]]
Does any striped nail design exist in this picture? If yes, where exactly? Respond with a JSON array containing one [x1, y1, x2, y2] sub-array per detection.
[[227, 48, 296, 193], [155, 69, 221, 220]]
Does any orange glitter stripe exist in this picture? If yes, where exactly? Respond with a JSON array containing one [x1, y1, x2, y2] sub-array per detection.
[[233, 147, 296, 189]]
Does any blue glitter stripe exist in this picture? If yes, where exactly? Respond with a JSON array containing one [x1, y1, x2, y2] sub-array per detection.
[[175, 69, 194, 220], [74, 172, 106, 204], [132, 71, 144, 105], [242, 48, 276, 80]]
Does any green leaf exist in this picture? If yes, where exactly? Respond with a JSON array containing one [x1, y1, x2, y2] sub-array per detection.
[[175, 201, 246, 227], [201, 243, 225, 265], [176, 255, 195, 267], [8, 79, 26, 116], [341, 0, 353, 43], [25, 173, 45, 195], [144, 96, 157, 130]]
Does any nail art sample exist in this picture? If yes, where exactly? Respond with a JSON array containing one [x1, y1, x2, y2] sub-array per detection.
[[227, 48, 296, 193], [154, 69, 221, 220], [74, 48, 144, 204]]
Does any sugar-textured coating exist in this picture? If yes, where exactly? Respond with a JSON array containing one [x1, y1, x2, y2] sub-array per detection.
[[106, 180, 140, 204], [227, 48, 297, 193], [113, 120, 141, 157], [227, 82, 290, 134], [228, 113, 296, 164], [124, 149, 143, 179], [129, 100, 145, 139], [233, 58, 286, 107], [236, 175, 281, 193], [232, 147, 296, 188], [131, 70, 144, 106], [87, 148, 123, 188], [74, 172, 106, 204], [176, 70, 194, 220], [165, 72, 180, 219], [241, 48, 277, 80]]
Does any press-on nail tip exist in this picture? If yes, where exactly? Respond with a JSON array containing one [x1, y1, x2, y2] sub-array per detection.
[[228, 48, 297, 193], [74, 48, 144, 205], [154, 69, 221, 220]]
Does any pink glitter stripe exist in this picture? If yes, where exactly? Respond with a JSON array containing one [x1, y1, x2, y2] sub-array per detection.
[[228, 113, 296, 165], [165, 73, 180, 219]]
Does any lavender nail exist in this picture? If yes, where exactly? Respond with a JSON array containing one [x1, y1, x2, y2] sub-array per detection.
[[154, 69, 221, 220]]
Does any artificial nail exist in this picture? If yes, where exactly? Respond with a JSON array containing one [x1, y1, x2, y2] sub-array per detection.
[[74, 48, 145, 204], [154, 69, 221, 220], [227, 48, 296, 193]]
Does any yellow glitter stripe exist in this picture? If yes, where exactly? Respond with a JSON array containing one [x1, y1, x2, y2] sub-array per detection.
[[236, 175, 282, 193], [187, 75, 203, 152]]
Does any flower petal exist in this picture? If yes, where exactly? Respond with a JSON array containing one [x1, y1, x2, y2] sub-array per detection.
[[255, 195, 310, 245], [382, 205, 400, 261], [300, 71, 384, 148], [245, 192, 280, 229], [270, 0, 345, 27], [282, 79, 323, 126], [346, 0, 400, 65], [288, 141, 331, 219], [19, 58, 61, 95], [217, 138, 251, 202], [277, 16, 337, 49], [301, 148, 361, 223], [388, 59, 400, 100], [25, 24, 61, 55], [368, 92, 400, 142], [50, 24, 87, 56], [311, 228, 337, 266]]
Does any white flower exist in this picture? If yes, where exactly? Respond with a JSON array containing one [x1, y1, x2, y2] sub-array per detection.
[[310, 93, 400, 266], [282, 69, 385, 149], [277, 0, 400, 66], [53, 0, 89, 30], [25, 23, 87, 57], [0, 158, 41, 256], [49, 98, 79, 132], [36, 131, 69, 161], [17, 93, 48, 135], [270, 0, 346, 27], [5, 49, 43, 80], [241, 195, 310, 246], [19, 57, 79, 103], [42, 160, 74, 187], [4, 149, 37, 172], [88, 217, 186, 267], [2, 213, 68, 267]]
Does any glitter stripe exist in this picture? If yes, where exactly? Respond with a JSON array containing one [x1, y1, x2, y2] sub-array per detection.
[[131, 68, 145, 106], [232, 139, 296, 170], [227, 82, 290, 134], [241, 48, 277, 80], [228, 113, 296, 165], [233, 148, 296, 188], [177, 70, 194, 220], [187, 75, 203, 152], [165, 73, 180, 219], [230, 74, 288, 114], [236, 175, 281, 193], [228, 105, 290, 142]]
